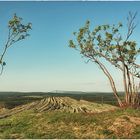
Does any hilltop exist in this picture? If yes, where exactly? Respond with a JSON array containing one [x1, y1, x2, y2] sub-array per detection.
[[0, 107, 140, 139], [0, 95, 139, 139]]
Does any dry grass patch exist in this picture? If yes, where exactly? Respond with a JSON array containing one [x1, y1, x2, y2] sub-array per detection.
[[108, 115, 140, 138]]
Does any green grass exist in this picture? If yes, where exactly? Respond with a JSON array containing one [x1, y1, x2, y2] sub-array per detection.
[[0, 108, 140, 139], [133, 125, 140, 139]]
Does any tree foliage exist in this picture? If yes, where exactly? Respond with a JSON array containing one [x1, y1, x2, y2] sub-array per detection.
[[69, 12, 140, 108], [0, 14, 32, 75]]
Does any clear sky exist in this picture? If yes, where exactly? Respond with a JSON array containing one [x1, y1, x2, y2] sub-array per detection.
[[0, 1, 140, 92]]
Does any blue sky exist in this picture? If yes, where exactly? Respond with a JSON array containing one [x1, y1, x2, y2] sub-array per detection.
[[0, 1, 140, 92]]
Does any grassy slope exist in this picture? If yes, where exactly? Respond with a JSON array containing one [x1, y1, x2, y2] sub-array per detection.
[[0, 108, 140, 139]]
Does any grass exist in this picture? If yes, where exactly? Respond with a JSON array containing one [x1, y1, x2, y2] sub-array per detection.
[[0, 108, 140, 139]]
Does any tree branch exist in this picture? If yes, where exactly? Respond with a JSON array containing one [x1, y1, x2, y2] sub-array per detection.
[[125, 11, 137, 41]]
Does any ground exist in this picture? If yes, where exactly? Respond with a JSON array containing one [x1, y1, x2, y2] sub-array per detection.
[[0, 93, 139, 139], [0, 108, 140, 139]]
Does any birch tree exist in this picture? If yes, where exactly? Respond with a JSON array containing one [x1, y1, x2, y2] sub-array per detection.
[[69, 12, 140, 108]]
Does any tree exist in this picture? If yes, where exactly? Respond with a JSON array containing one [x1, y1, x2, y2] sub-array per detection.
[[0, 14, 32, 75], [69, 12, 140, 108]]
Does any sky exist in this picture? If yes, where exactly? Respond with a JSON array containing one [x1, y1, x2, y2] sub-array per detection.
[[0, 1, 140, 92]]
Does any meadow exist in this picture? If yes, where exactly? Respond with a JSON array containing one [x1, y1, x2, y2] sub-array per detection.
[[0, 92, 140, 139]]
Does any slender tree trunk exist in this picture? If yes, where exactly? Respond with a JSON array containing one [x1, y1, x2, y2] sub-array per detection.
[[93, 59, 123, 107], [125, 65, 133, 105], [131, 75, 140, 107], [122, 62, 129, 105], [132, 75, 136, 105]]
